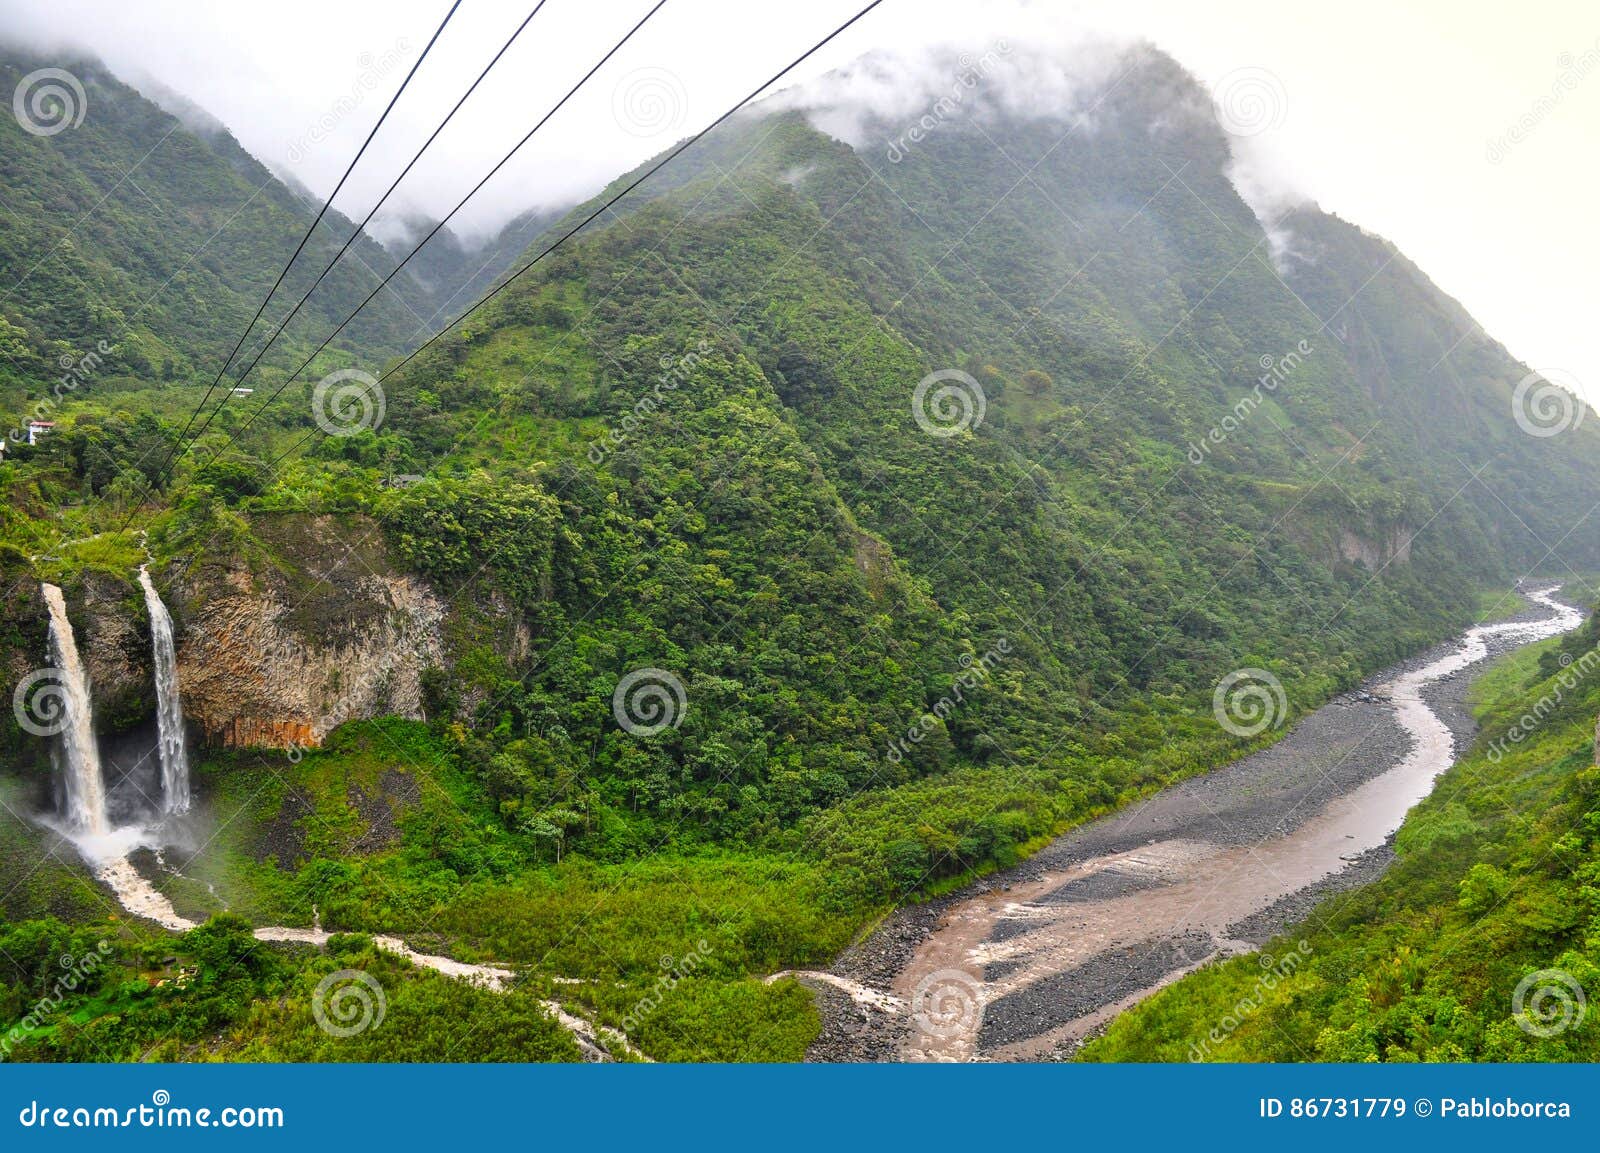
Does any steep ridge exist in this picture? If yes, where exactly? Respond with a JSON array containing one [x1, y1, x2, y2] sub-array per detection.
[[0, 47, 410, 393], [369, 43, 1600, 776]]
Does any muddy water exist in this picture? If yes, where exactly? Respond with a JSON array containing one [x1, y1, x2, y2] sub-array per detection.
[[893, 587, 1582, 1061]]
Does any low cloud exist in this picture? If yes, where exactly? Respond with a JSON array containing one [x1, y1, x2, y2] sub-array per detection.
[[765, 24, 1135, 151], [766, 16, 1314, 271], [0, 0, 1315, 269]]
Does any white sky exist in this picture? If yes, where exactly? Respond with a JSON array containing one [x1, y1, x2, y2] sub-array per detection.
[[2, 0, 1597, 399]]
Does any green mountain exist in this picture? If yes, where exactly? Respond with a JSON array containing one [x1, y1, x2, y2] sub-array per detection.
[[0, 47, 398, 392], [0, 40, 1595, 1062], [359, 43, 1600, 805], [375, 205, 564, 334]]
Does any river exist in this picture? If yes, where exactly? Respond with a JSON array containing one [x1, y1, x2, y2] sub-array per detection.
[[796, 585, 1583, 1061]]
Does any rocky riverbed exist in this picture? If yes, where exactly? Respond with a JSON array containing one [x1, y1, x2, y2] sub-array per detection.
[[797, 586, 1581, 1062]]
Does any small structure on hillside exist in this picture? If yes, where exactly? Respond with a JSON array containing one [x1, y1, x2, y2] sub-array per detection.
[[26, 420, 54, 444]]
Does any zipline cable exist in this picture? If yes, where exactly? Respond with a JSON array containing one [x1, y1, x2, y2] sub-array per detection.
[[150, 0, 464, 487], [226, 0, 886, 481], [379, 0, 888, 391], [177, 0, 672, 474], [180, 1, 552, 444]]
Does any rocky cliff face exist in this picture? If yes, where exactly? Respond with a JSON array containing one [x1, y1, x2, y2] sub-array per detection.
[[77, 570, 153, 732], [173, 562, 446, 750], [7, 511, 526, 756], [167, 514, 449, 751], [1338, 526, 1413, 570]]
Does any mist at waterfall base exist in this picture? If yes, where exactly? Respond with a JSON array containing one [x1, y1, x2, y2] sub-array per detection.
[[37, 577, 198, 866]]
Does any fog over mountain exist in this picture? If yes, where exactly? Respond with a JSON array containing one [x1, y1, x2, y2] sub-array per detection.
[[769, 36, 1313, 271], [1, 0, 1592, 396]]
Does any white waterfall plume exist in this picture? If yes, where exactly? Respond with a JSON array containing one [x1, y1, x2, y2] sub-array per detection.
[[39, 582, 108, 835], [138, 565, 190, 814]]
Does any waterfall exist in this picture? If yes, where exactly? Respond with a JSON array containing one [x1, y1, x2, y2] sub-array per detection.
[[40, 583, 108, 836], [138, 565, 190, 814]]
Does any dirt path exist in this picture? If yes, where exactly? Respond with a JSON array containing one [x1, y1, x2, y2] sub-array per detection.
[[89, 850, 640, 1060]]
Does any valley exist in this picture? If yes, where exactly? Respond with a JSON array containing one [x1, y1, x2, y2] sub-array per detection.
[[795, 585, 1586, 1060], [1, 23, 1597, 1067]]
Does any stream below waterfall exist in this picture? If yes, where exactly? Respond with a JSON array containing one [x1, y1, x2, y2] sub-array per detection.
[[89, 851, 644, 1059]]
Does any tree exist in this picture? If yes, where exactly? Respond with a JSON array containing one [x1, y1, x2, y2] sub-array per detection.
[[1457, 862, 1510, 915], [1021, 368, 1054, 397]]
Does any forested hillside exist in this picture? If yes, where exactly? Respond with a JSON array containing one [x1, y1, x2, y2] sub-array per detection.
[[0, 45, 537, 404], [1, 39, 1596, 1061]]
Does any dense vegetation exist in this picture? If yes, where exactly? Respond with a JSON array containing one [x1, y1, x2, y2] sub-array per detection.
[[2, 41, 1598, 1061], [0, 50, 405, 398], [0, 914, 584, 1062], [0, 46, 542, 436]]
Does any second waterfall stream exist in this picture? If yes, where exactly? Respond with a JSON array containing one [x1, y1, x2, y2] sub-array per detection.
[[138, 564, 191, 815]]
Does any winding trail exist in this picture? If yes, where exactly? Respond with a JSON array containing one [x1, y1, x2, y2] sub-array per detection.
[[85, 842, 641, 1060], [802, 586, 1583, 1062]]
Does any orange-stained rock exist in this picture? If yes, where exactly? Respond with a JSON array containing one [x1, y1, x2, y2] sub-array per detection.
[[168, 514, 450, 751]]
